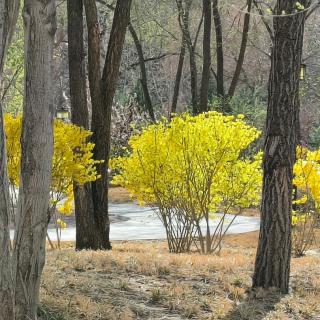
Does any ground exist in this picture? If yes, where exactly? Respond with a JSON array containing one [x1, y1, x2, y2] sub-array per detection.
[[40, 231, 320, 320], [40, 188, 319, 319], [109, 186, 133, 203]]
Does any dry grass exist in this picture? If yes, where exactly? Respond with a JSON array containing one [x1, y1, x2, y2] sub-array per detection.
[[240, 207, 260, 217], [40, 233, 320, 320], [108, 186, 132, 203]]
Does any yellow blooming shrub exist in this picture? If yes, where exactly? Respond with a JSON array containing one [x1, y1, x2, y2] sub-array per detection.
[[4, 114, 101, 225], [293, 147, 320, 256], [112, 112, 262, 253]]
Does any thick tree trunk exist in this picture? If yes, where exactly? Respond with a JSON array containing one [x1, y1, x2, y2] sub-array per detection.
[[171, 35, 186, 114], [84, 0, 109, 249], [13, 1, 56, 318], [199, 0, 211, 113], [67, 0, 100, 250], [0, 1, 19, 319], [128, 23, 155, 122], [212, 0, 224, 98], [84, 0, 132, 250], [96, 0, 132, 248], [253, 0, 308, 294], [228, 0, 252, 97]]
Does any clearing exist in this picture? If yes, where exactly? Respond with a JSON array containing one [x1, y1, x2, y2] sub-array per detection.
[[40, 231, 320, 319]]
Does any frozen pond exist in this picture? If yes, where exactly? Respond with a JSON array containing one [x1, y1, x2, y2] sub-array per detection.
[[41, 203, 261, 241]]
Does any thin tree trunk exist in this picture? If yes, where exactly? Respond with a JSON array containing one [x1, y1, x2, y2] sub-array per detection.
[[176, 0, 198, 114], [212, 0, 224, 97], [0, 1, 19, 318], [84, 0, 132, 250], [171, 35, 186, 114], [128, 23, 155, 122], [67, 0, 100, 250], [199, 0, 211, 113], [228, 0, 252, 97], [253, 0, 308, 294], [13, 1, 56, 318]]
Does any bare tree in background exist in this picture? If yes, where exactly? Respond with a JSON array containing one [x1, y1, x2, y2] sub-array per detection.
[[128, 22, 155, 122], [212, 0, 224, 98], [176, 0, 198, 114], [199, 0, 212, 113], [212, 0, 253, 113], [228, 0, 253, 97]]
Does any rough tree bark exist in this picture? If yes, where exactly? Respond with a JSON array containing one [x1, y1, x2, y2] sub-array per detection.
[[253, 0, 309, 293], [0, 1, 19, 319], [212, 0, 224, 97], [13, 0, 56, 318], [67, 0, 100, 250], [84, 0, 132, 249], [84, 0, 108, 249], [199, 0, 211, 113], [228, 0, 252, 97], [128, 23, 155, 122]]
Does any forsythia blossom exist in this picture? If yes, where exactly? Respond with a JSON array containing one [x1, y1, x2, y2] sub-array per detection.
[[111, 112, 262, 217], [4, 114, 102, 218]]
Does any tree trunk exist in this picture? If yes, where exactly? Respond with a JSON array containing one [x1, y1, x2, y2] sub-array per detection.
[[97, 0, 132, 248], [0, 1, 19, 319], [128, 23, 155, 122], [177, 0, 198, 114], [13, 1, 56, 318], [67, 0, 101, 250], [199, 0, 211, 113], [171, 35, 186, 115], [84, 0, 109, 249], [253, 0, 308, 294], [84, 0, 132, 250], [228, 0, 252, 97], [0, 108, 14, 320], [212, 0, 224, 97]]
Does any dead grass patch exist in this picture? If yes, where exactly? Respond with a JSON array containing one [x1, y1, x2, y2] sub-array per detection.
[[40, 234, 320, 319], [108, 186, 132, 203]]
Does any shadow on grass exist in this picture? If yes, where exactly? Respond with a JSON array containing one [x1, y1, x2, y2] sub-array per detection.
[[223, 289, 282, 320], [38, 306, 65, 320]]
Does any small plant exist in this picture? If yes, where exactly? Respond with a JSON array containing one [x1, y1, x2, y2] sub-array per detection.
[[150, 288, 166, 303], [118, 279, 130, 291], [155, 263, 170, 276], [292, 147, 320, 257], [231, 277, 244, 288]]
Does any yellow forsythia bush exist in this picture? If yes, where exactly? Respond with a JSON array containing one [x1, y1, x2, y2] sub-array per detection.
[[292, 147, 320, 256], [4, 114, 101, 220], [111, 112, 262, 253]]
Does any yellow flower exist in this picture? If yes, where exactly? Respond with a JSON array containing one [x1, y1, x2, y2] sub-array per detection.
[[4, 114, 102, 223], [56, 219, 67, 229], [112, 111, 262, 216]]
